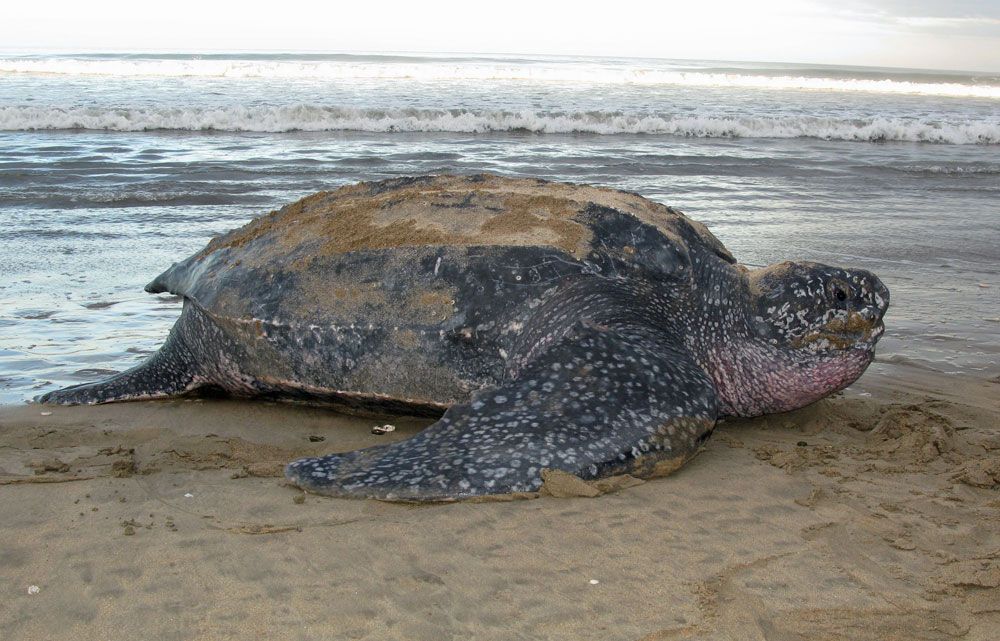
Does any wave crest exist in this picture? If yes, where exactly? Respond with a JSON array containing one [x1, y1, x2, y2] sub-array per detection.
[[1, 105, 997, 144], [2, 57, 999, 99]]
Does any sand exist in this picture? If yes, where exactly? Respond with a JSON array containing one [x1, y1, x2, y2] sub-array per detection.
[[1, 364, 997, 640]]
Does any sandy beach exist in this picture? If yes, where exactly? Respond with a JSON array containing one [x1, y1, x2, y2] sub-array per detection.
[[1, 363, 996, 641], [2, 14, 999, 641]]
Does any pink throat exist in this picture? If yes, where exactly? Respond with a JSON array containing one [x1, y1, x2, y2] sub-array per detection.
[[707, 342, 874, 418]]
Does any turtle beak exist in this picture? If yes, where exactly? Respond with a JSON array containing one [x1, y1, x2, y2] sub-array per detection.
[[854, 271, 889, 349]]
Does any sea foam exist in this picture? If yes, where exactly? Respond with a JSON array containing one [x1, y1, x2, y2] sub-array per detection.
[[1, 105, 997, 144], [2, 57, 999, 99]]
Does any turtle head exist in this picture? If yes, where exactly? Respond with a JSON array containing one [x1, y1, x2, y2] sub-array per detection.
[[721, 261, 889, 416], [750, 261, 888, 355]]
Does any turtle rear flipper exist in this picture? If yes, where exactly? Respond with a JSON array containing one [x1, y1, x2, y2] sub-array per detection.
[[37, 303, 212, 405], [36, 329, 206, 405], [285, 323, 719, 501]]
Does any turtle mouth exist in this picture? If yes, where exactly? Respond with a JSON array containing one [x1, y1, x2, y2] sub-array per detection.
[[795, 318, 885, 354], [852, 320, 885, 353]]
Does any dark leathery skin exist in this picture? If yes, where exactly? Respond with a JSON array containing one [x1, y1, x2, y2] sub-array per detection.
[[37, 174, 890, 500]]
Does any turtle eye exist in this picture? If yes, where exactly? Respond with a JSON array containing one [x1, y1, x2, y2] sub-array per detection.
[[827, 279, 850, 303]]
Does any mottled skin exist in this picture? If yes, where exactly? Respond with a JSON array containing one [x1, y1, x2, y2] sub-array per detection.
[[39, 174, 889, 501]]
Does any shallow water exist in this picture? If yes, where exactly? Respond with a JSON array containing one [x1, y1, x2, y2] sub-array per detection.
[[1, 53, 998, 403]]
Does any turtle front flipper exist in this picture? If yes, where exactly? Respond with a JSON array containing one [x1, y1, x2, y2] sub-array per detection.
[[286, 323, 719, 501]]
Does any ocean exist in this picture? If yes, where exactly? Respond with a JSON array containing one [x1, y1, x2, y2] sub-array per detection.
[[0, 52, 998, 404]]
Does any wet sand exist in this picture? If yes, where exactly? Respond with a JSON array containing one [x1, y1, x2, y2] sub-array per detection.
[[1, 365, 997, 641]]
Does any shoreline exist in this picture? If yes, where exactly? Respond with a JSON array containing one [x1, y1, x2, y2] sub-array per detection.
[[1, 365, 997, 640]]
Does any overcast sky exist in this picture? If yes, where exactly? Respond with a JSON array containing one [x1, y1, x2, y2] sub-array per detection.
[[3, 0, 999, 72]]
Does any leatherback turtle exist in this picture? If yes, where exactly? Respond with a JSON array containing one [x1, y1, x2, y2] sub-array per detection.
[[39, 174, 889, 500]]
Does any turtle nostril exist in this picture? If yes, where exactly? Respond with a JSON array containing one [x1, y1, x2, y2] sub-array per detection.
[[873, 281, 890, 313], [860, 272, 890, 314]]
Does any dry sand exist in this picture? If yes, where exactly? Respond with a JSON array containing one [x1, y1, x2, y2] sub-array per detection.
[[1, 364, 997, 640]]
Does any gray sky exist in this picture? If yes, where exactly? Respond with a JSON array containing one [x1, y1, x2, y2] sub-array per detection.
[[3, 0, 999, 72]]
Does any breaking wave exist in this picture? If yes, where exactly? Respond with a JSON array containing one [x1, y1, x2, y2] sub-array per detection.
[[1, 105, 998, 144], [897, 163, 1000, 174], [2, 57, 999, 99]]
